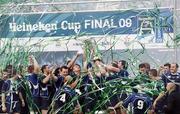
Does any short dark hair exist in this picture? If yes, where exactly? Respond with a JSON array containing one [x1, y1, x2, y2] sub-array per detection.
[[149, 69, 157, 77], [171, 63, 179, 68], [73, 64, 81, 69], [60, 65, 69, 72], [93, 59, 102, 63], [164, 63, 171, 68], [143, 62, 150, 70], [139, 63, 146, 69], [5, 65, 16, 76], [120, 60, 128, 70], [28, 65, 34, 73], [111, 61, 118, 68], [54, 67, 60, 76], [41, 65, 48, 73], [175, 63, 179, 68]]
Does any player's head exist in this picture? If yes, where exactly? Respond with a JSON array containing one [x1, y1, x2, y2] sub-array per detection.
[[5, 65, 17, 78], [143, 62, 150, 72], [27, 65, 34, 73], [54, 67, 60, 76], [41, 65, 50, 74], [139, 63, 146, 74], [170, 63, 179, 74], [73, 64, 81, 75], [1, 69, 9, 80], [93, 56, 102, 65], [111, 61, 118, 68], [60, 65, 69, 77], [5, 65, 13, 75], [164, 63, 170, 73], [118, 60, 128, 70], [149, 69, 158, 78]]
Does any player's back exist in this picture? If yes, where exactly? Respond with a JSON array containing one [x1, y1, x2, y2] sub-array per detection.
[[131, 93, 152, 114], [123, 93, 152, 114], [54, 86, 76, 114]]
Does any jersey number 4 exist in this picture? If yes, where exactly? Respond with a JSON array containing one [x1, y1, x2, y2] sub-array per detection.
[[59, 93, 66, 103]]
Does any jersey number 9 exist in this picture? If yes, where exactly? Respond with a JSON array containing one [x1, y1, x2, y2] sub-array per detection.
[[137, 100, 144, 109]]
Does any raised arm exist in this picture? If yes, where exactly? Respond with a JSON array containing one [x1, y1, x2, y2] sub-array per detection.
[[82, 48, 89, 72], [29, 55, 40, 74], [67, 52, 81, 69], [105, 64, 120, 72], [50, 68, 58, 82]]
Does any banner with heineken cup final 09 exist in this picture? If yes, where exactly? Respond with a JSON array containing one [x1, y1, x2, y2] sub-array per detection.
[[0, 8, 173, 51]]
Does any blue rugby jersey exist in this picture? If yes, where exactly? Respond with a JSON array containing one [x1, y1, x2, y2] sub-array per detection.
[[161, 72, 180, 87], [123, 93, 152, 114], [26, 73, 40, 97], [54, 86, 77, 114]]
